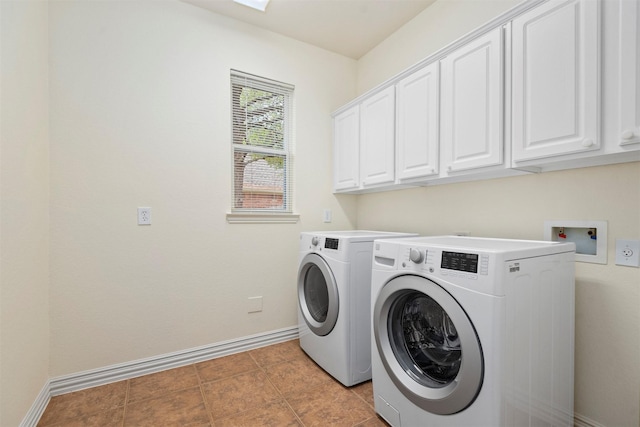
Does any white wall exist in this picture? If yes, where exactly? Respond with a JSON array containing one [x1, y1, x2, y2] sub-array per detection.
[[48, 0, 358, 377], [0, 1, 51, 425], [354, 1, 640, 426]]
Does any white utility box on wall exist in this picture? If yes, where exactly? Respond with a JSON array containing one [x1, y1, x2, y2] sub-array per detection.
[[544, 220, 607, 264]]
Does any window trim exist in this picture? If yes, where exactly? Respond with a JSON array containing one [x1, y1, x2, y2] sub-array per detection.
[[230, 70, 296, 219], [226, 212, 300, 224]]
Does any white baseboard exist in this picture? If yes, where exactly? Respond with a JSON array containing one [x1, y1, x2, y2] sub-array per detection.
[[574, 412, 606, 427], [20, 326, 299, 426], [21, 326, 603, 427], [19, 380, 51, 427]]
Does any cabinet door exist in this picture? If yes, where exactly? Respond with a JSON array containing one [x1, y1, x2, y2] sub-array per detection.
[[333, 105, 360, 191], [441, 27, 504, 173], [360, 86, 395, 187], [512, 0, 600, 162], [396, 62, 440, 181], [619, 0, 640, 146]]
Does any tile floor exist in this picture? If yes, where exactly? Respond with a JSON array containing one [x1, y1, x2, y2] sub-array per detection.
[[37, 339, 389, 426]]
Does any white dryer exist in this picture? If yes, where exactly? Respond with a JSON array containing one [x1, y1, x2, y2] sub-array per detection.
[[298, 230, 417, 387], [370, 236, 575, 426]]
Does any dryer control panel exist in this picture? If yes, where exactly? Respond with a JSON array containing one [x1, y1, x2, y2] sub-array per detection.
[[324, 238, 339, 250], [303, 235, 341, 252]]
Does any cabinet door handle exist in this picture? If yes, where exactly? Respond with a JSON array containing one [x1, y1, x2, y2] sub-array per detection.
[[581, 138, 594, 147], [621, 130, 635, 140]]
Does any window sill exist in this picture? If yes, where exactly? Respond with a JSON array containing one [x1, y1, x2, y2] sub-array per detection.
[[226, 212, 300, 224]]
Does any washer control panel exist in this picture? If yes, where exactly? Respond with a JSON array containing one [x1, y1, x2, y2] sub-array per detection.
[[372, 236, 567, 296], [441, 251, 479, 273], [398, 246, 490, 279]]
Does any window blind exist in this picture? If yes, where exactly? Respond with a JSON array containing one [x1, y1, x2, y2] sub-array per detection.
[[231, 70, 294, 213]]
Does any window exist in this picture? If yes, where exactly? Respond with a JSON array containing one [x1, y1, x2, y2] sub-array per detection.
[[230, 70, 295, 221]]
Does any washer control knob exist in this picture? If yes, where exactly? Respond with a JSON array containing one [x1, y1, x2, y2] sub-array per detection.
[[409, 248, 424, 264], [311, 236, 319, 246]]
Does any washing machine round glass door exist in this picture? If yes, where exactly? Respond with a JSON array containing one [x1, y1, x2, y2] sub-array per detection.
[[298, 253, 339, 336], [373, 274, 483, 415]]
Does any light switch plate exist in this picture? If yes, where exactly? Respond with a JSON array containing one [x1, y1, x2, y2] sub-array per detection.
[[323, 209, 332, 223]]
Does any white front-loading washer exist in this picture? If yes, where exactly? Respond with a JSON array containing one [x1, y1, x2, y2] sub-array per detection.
[[298, 230, 417, 387], [371, 236, 575, 426]]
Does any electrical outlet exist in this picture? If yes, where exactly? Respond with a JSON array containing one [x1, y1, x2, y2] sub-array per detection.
[[615, 239, 640, 267], [248, 296, 263, 313], [137, 207, 151, 225]]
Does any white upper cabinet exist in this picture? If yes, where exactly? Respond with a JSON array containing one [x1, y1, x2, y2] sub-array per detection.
[[441, 26, 505, 174], [511, 0, 600, 163], [333, 104, 360, 191], [617, 0, 640, 146], [360, 85, 396, 187], [396, 62, 440, 182], [332, 0, 639, 194]]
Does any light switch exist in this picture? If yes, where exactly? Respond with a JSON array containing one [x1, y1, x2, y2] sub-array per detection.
[[323, 209, 332, 223]]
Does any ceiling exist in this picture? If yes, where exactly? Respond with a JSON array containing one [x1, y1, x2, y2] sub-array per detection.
[[181, 0, 437, 59]]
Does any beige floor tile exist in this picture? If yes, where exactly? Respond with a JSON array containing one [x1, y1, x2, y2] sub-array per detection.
[[248, 339, 306, 367], [37, 381, 127, 426], [128, 365, 200, 404], [202, 370, 280, 420], [351, 380, 375, 408], [39, 407, 125, 427], [37, 342, 388, 427], [213, 400, 301, 427], [355, 415, 390, 426], [123, 386, 210, 426], [286, 379, 376, 427], [263, 355, 333, 397], [195, 352, 259, 384]]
